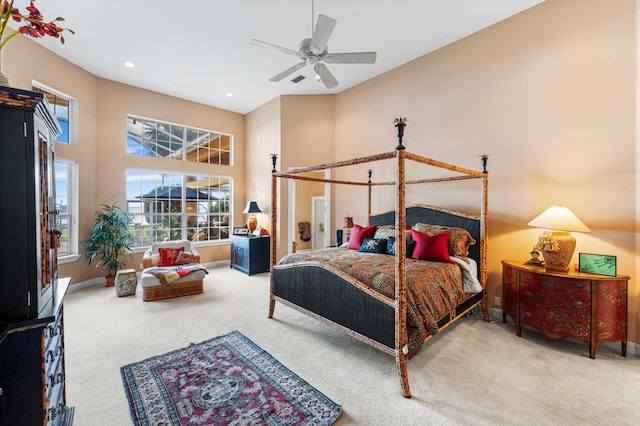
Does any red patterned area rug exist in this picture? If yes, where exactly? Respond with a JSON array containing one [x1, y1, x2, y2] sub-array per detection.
[[120, 331, 341, 425]]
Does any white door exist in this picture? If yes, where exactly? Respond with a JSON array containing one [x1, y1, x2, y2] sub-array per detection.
[[311, 196, 326, 250]]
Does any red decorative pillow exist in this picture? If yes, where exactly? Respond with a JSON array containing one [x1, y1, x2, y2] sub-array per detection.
[[411, 230, 453, 263], [412, 223, 476, 262], [158, 247, 184, 266], [346, 224, 377, 250]]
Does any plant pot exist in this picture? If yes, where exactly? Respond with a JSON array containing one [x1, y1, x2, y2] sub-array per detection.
[[105, 275, 115, 287]]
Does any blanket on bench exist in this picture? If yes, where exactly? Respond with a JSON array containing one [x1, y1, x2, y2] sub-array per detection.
[[145, 264, 208, 287]]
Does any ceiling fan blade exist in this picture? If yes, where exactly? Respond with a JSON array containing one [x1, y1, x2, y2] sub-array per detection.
[[250, 39, 300, 57], [324, 52, 377, 64], [269, 62, 307, 82], [310, 14, 337, 55], [314, 63, 338, 89]]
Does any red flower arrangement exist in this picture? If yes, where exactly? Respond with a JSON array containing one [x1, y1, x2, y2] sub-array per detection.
[[0, 0, 73, 51]]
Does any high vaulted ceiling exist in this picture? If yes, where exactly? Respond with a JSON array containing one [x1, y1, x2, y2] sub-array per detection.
[[16, 0, 544, 114]]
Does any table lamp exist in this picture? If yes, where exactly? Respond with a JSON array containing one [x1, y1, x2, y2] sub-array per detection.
[[243, 201, 261, 234], [527, 205, 591, 271]]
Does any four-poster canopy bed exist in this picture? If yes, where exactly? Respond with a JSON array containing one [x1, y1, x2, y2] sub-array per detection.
[[268, 138, 489, 398]]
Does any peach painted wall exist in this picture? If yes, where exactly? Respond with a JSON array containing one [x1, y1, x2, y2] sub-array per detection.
[[246, 95, 335, 260], [332, 0, 639, 342], [245, 97, 281, 233], [3, 37, 246, 283]]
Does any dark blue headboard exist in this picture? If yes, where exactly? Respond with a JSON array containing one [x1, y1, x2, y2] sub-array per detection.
[[369, 204, 482, 268]]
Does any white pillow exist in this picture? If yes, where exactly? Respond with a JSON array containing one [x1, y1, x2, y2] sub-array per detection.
[[449, 256, 481, 293]]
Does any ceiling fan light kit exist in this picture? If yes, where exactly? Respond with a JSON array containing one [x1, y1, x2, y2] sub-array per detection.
[[250, 7, 377, 89]]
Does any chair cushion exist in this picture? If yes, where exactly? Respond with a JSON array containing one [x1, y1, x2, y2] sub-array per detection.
[[140, 268, 207, 288]]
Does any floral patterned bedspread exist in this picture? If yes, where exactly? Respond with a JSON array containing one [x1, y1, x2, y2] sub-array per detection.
[[277, 247, 466, 357]]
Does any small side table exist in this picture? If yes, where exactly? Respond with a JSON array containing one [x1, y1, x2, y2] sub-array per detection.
[[230, 236, 270, 275], [115, 269, 137, 297], [502, 260, 629, 358]]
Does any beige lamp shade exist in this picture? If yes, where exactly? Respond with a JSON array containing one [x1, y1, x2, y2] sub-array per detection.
[[527, 205, 591, 233], [528, 206, 591, 272]]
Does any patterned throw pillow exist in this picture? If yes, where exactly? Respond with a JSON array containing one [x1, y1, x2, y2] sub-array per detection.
[[175, 251, 194, 265], [411, 230, 454, 263], [158, 247, 184, 266], [386, 237, 417, 258], [358, 238, 388, 254], [373, 225, 413, 241], [412, 223, 476, 262], [346, 224, 377, 250]]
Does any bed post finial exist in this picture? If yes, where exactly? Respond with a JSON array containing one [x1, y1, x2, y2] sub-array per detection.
[[393, 117, 407, 150], [480, 154, 489, 173], [367, 169, 372, 184], [271, 153, 278, 173]]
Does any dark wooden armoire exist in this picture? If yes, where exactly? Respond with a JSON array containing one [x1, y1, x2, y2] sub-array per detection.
[[0, 87, 73, 425]]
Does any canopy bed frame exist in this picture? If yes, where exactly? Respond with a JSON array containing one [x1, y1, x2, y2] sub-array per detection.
[[268, 140, 489, 398]]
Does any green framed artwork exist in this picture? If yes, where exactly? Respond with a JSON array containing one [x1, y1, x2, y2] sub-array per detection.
[[578, 253, 617, 277]]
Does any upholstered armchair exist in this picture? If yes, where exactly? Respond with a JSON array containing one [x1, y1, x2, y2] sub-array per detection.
[[140, 240, 206, 301]]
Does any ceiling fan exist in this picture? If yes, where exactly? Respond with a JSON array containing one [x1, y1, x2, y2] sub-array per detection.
[[250, 5, 377, 89]]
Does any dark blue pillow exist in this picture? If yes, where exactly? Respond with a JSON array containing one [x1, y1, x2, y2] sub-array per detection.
[[387, 237, 416, 257], [358, 238, 388, 253]]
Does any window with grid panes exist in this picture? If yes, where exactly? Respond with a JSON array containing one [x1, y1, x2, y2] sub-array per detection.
[[126, 116, 232, 165], [126, 171, 231, 246]]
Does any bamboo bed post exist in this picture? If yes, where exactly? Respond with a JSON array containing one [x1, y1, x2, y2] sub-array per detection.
[[480, 154, 489, 321], [394, 148, 411, 398], [367, 169, 372, 226], [269, 154, 278, 318]]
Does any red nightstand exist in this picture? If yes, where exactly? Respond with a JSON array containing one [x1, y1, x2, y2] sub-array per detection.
[[502, 260, 629, 358]]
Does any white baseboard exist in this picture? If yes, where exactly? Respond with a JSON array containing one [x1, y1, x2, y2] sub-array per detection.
[[489, 308, 639, 358]]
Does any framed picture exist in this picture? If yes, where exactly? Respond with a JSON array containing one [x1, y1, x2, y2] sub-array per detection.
[[233, 227, 249, 236], [578, 253, 617, 277]]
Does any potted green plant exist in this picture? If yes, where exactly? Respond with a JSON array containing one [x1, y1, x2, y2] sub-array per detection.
[[83, 203, 134, 287]]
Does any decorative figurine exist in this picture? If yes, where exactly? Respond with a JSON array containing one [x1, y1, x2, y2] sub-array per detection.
[[524, 246, 544, 266]]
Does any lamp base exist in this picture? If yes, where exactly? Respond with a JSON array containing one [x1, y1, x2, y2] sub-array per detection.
[[538, 231, 576, 272]]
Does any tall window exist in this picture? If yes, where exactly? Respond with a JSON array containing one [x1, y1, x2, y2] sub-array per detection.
[[126, 171, 231, 246], [55, 160, 77, 257], [32, 85, 72, 144], [126, 116, 232, 165]]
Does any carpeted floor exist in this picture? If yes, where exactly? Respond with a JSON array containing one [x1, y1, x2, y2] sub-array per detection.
[[64, 263, 640, 425]]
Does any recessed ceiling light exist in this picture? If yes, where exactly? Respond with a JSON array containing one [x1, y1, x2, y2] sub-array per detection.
[[225, 93, 233, 97], [124, 62, 135, 68]]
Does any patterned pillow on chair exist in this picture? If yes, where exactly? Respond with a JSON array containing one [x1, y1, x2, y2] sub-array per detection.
[[175, 251, 194, 265]]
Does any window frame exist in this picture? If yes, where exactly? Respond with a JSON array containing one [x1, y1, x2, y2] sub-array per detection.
[[126, 115, 234, 166], [54, 159, 80, 263], [32, 82, 76, 144], [126, 169, 232, 249]]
